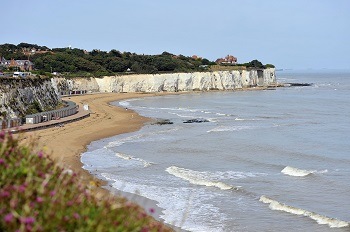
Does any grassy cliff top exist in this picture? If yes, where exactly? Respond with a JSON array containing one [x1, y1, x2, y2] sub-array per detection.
[[1, 43, 274, 77]]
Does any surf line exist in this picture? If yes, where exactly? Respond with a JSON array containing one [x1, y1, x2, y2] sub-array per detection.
[[166, 166, 238, 191], [281, 166, 328, 177], [260, 196, 349, 228]]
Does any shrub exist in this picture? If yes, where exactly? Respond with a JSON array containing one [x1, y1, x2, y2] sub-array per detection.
[[264, 64, 275, 68], [0, 132, 171, 232]]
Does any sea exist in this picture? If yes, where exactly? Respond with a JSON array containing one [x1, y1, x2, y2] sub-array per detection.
[[81, 70, 350, 232]]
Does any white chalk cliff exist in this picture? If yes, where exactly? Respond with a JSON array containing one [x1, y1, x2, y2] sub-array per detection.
[[0, 69, 276, 120], [55, 69, 276, 94]]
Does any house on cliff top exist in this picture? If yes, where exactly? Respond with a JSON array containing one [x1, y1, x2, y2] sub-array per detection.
[[0, 57, 34, 71], [216, 55, 237, 65]]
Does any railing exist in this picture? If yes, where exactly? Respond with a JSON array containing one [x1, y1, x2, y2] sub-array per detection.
[[25, 100, 78, 124]]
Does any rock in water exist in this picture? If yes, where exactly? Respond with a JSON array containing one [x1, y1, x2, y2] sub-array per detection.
[[183, 118, 209, 123]]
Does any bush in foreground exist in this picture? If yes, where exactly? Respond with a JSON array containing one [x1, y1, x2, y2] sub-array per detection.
[[0, 132, 171, 232]]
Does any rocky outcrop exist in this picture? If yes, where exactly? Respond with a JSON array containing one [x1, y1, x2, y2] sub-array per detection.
[[0, 78, 60, 119], [54, 68, 276, 94]]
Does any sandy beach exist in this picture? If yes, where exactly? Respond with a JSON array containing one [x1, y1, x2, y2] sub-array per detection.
[[23, 92, 162, 200], [19, 91, 190, 231]]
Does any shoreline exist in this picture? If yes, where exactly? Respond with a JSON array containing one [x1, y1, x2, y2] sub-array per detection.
[[21, 88, 276, 230], [23, 92, 183, 229], [22, 88, 274, 229]]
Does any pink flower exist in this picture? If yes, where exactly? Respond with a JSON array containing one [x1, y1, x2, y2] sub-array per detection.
[[4, 213, 13, 223], [21, 217, 35, 225], [67, 201, 74, 206], [50, 191, 56, 197], [18, 185, 26, 193], [36, 197, 44, 203], [149, 208, 155, 214], [73, 213, 80, 219], [10, 199, 18, 208], [30, 202, 35, 208], [0, 159, 5, 165], [0, 131, 5, 139], [0, 191, 10, 198], [37, 151, 43, 158]]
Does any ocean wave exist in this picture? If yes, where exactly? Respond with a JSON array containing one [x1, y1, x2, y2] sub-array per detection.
[[259, 196, 349, 228], [207, 125, 256, 133], [104, 127, 181, 148], [104, 133, 144, 148], [103, 176, 228, 232], [168, 112, 193, 118], [118, 100, 131, 107], [116, 153, 154, 167], [166, 166, 241, 190], [234, 117, 260, 121], [281, 166, 328, 177], [281, 166, 314, 177], [207, 118, 218, 122]]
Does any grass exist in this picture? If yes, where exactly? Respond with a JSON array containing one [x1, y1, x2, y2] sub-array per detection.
[[0, 131, 172, 232]]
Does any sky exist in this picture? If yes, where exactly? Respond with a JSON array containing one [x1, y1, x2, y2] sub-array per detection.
[[1, 0, 349, 69]]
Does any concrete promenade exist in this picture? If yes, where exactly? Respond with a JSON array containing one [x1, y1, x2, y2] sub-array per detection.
[[6, 104, 90, 134]]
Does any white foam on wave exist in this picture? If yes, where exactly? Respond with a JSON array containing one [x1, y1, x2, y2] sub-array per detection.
[[207, 125, 255, 133], [168, 112, 193, 118], [104, 127, 181, 148], [235, 117, 257, 121], [115, 153, 154, 167], [281, 166, 328, 177], [166, 166, 240, 190], [104, 133, 144, 148], [118, 100, 130, 107], [102, 174, 227, 232], [115, 152, 132, 160], [260, 196, 349, 228], [209, 118, 218, 123], [281, 166, 314, 177]]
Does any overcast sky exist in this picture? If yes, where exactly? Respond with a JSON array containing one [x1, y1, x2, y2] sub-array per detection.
[[2, 0, 349, 69]]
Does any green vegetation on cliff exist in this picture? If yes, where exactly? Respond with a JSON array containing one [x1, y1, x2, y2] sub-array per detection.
[[0, 43, 274, 77]]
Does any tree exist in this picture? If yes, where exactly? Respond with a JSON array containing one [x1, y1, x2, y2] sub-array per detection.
[[246, 60, 264, 68], [265, 64, 275, 68], [161, 51, 174, 57], [201, 58, 210, 65], [109, 49, 122, 58]]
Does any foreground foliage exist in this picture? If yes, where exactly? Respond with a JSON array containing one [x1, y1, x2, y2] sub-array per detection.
[[0, 132, 171, 232]]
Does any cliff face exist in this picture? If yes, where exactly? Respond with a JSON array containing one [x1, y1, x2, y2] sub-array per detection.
[[55, 68, 276, 94], [0, 78, 60, 119], [0, 69, 275, 119]]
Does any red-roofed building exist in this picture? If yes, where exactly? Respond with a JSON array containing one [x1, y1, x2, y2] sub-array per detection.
[[216, 55, 237, 65]]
